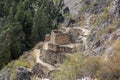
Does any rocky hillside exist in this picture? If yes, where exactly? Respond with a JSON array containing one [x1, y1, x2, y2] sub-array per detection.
[[0, 0, 120, 80]]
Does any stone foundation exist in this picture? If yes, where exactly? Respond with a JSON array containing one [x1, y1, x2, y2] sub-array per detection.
[[40, 51, 66, 66], [43, 27, 83, 53], [32, 63, 50, 78]]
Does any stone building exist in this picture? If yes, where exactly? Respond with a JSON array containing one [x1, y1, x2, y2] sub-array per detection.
[[58, 45, 76, 53], [43, 28, 81, 53], [43, 42, 58, 52], [43, 42, 78, 53], [51, 30, 70, 45]]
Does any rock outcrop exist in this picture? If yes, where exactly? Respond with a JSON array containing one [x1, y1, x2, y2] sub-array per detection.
[[112, 0, 120, 17], [17, 67, 33, 80]]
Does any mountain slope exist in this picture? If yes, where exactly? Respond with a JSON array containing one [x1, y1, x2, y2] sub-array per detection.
[[0, 0, 120, 80]]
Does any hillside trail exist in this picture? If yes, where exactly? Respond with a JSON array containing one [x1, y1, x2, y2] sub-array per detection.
[[79, 26, 91, 49], [73, 26, 91, 50], [33, 49, 55, 71]]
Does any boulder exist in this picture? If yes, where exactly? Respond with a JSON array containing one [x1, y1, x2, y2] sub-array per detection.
[[2, 75, 9, 80], [93, 46, 105, 54], [63, 7, 70, 14], [17, 66, 33, 80]]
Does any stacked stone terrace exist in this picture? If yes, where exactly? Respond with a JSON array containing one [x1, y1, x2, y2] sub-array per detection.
[[43, 27, 85, 53]]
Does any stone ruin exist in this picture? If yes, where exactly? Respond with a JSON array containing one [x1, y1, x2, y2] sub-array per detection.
[[43, 27, 84, 53], [17, 66, 33, 80], [41, 27, 83, 66], [51, 30, 70, 45]]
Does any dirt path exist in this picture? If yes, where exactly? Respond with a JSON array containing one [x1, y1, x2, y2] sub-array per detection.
[[73, 27, 90, 49], [73, 27, 90, 35], [80, 27, 90, 49]]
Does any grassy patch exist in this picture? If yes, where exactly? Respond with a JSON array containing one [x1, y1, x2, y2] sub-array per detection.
[[8, 60, 29, 80], [97, 40, 120, 80]]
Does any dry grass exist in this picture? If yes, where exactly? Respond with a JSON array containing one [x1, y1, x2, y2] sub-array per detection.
[[51, 40, 120, 80], [97, 40, 120, 80]]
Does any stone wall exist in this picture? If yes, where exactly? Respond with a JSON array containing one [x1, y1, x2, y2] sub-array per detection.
[[45, 34, 51, 42], [43, 29, 82, 53], [47, 43, 58, 52], [43, 42, 76, 53], [58, 46, 74, 53], [55, 34, 70, 45], [43, 42, 58, 52], [40, 51, 66, 66], [51, 30, 70, 45]]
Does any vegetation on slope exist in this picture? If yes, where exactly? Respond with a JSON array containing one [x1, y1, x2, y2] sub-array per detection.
[[51, 0, 120, 80], [51, 40, 120, 80], [0, 0, 63, 69], [0, 0, 120, 80]]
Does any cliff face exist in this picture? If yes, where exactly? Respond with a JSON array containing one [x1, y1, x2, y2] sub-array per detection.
[[0, 0, 120, 80]]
